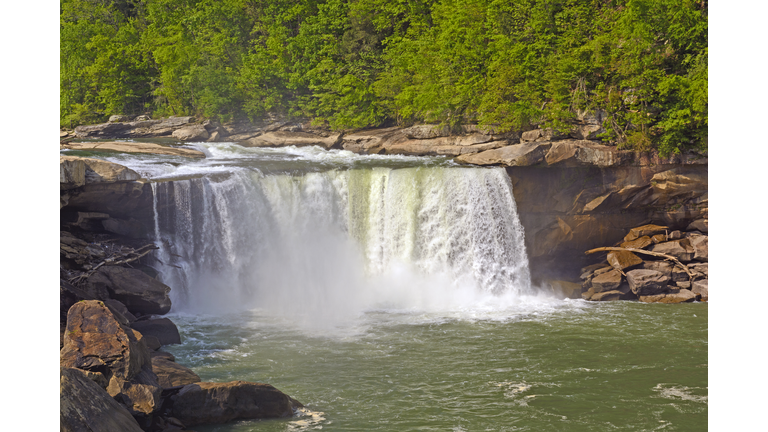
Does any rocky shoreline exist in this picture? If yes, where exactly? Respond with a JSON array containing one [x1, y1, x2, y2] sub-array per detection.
[[60, 115, 707, 429], [60, 157, 303, 431]]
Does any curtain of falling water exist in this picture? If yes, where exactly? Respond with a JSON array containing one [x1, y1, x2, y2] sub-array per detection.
[[151, 166, 531, 323]]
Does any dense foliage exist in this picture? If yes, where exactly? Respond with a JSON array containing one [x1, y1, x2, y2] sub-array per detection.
[[61, 0, 707, 155]]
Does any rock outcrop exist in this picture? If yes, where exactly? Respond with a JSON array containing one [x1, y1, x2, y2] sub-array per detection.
[[151, 356, 201, 388], [63, 141, 206, 158], [130, 318, 181, 346], [581, 221, 708, 302], [85, 266, 172, 315], [60, 367, 145, 432], [171, 381, 303, 426]]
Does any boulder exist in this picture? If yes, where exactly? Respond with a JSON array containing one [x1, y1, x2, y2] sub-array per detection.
[[142, 335, 162, 351], [401, 124, 452, 139], [243, 131, 342, 150], [686, 219, 708, 233], [590, 268, 623, 293], [668, 230, 682, 240], [587, 284, 636, 301], [109, 115, 133, 122], [642, 261, 673, 278], [651, 239, 695, 262], [639, 289, 696, 303], [85, 266, 172, 315], [689, 263, 708, 279], [106, 366, 163, 416], [60, 156, 141, 190], [130, 318, 181, 346], [60, 300, 151, 380], [651, 233, 668, 244], [624, 224, 668, 243], [607, 250, 643, 271], [151, 356, 201, 388], [620, 235, 652, 249], [151, 350, 176, 362], [341, 127, 403, 154], [104, 299, 137, 324], [172, 124, 210, 142], [626, 269, 671, 296], [60, 367, 144, 432], [692, 279, 708, 301], [689, 234, 708, 261], [171, 381, 303, 426], [101, 217, 148, 238], [455, 142, 550, 166]]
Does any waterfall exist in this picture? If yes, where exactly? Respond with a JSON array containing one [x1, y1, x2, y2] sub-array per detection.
[[151, 165, 531, 323]]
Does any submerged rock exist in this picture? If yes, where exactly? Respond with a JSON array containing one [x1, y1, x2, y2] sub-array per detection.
[[171, 381, 303, 426]]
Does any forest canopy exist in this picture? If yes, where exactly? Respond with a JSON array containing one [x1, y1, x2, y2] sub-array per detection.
[[61, 0, 707, 155]]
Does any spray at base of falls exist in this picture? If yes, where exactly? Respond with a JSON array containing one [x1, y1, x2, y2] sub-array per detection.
[[151, 165, 532, 328]]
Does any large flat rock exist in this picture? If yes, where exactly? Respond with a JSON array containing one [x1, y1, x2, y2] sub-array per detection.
[[63, 141, 206, 158]]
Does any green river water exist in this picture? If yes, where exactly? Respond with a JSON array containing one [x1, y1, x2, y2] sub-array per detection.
[[165, 300, 707, 432]]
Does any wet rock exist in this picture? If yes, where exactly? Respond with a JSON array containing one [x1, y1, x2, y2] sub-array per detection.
[[607, 250, 643, 271], [623, 224, 668, 243], [60, 367, 144, 432], [152, 356, 201, 388], [130, 318, 182, 346], [172, 124, 210, 142], [626, 269, 671, 296], [639, 289, 696, 303], [651, 239, 695, 262], [151, 350, 176, 362], [171, 381, 303, 426], [591, 268, 623, 293], [85, 266, 171, 315], [692, 279, 708, 301]]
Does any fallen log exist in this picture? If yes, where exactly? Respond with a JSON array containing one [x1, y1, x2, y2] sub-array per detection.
[[585, 246, 696, 282]]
